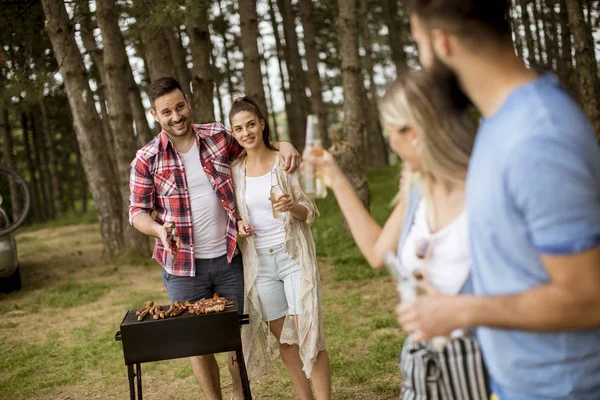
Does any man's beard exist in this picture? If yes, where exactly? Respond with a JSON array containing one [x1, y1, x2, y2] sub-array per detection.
[[429, 55, 473, 113], [163, 118, 191, 137]]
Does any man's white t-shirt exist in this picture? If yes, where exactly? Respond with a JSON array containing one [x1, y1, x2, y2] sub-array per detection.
[[179, 143, 228, 258]]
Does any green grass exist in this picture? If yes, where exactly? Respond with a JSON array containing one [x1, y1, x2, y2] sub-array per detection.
[[312, 164, 401, 281], [33, 282, 114, 310]]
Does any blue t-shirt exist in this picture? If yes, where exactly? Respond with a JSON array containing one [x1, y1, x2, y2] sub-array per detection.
[[466, 73, 600, 399]]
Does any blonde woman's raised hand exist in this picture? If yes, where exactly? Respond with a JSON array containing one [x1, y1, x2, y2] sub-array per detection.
[[302, 149, 343, 189]]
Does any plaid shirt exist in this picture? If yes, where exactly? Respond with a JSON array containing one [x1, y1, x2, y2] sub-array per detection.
[[129, 123, 244, 277]]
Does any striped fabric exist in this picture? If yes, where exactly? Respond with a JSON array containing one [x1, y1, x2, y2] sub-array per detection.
[[129, 123, 244, 277], [400, 335, 490, 400]]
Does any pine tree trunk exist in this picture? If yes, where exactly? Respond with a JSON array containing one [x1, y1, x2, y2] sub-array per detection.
[[134, 0, 177, 83], [238, 0, 269, 116], [259, 39, 280, 142], [359, 0, 388, 167], [20, 111, 44, 222], [566, 0, 600, 140], [0, 108, 22, 221], [542, 1, 559, 73], [30, 113, 55, 219], [126, 62, 154, 146], [165, 27, 192, 94], [187, 2, 216, 123], [61, 140, 75, 213], [509, 0, 524, 59], [532, 1, 549, 67], [519, 0, 538, 65], [337, 0, 369, 208], [42, 0, 124, 258], [216, 0, 236, 104], [267, 0, 292, 142], [277, 0, 310, 151], [210, 49, 226, 124], [558, 0, 576, 93], [78, 0, 116, 164], [383, 0, 407, 76], [96, 0, 150, 256], [298, 0, 329, 147], [40, 99, 64, 216]]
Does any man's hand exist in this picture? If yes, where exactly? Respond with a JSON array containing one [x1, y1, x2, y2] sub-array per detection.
[[157, 222, 182, 254], [396, 282, 469, 342], [277, 142, 301, 173], [237, 220, 254, 238]]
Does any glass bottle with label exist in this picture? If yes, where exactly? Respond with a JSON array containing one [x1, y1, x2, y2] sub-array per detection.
[[270, 170, 285, 219], [303, 115, 327, 198]]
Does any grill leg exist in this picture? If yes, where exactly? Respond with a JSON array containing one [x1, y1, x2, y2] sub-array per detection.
[[136, 363, 143, 400], [127, 365, 136, 400], [236, 350, 252, 400]]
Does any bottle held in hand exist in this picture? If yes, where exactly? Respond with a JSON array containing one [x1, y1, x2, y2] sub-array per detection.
[[270, 171, 285, 219], [303, 115, 327, 198]]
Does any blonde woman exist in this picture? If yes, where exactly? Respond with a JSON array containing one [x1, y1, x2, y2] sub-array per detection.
[[229, 97, 331, 400], [305, 70, 489, 399]]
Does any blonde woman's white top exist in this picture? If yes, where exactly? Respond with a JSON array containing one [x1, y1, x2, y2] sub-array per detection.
[[399, 199, 470, 295]]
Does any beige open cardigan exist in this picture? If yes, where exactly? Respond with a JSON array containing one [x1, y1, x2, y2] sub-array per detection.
[[232, 157, 326, 379]]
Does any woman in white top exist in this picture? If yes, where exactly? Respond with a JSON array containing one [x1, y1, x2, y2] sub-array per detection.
[[305, 71, 489, 399], [229, 97, 331, 400]]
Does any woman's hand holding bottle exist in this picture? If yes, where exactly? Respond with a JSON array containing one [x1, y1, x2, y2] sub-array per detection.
[[302, 149, 344, 189]]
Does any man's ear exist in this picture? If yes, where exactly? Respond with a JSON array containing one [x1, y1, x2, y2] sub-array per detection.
[[431, 28, 452, 62], [185, 95, 191, 108], [150, 108, 159, 122]]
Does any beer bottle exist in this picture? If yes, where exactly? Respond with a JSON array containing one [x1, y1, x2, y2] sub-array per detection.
[[303, 115, 327, 198]]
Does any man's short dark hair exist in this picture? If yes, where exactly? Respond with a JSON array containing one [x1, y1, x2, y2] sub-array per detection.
[[147, 77, 185, 108], [407, 0, 511, 41]]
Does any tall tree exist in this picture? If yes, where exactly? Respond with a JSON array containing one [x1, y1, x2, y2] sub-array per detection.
[[337, 0, 370, 208], [134, 0, 177, 82], [214, 0, 237, 103], [558, 0, 575, 89], [20, 111, 44, 222], [0, 108, 22, 221], [267, 0, 292, 141], [298, 0, 329, 148], [277, 0, 310, 150], [187, 1, 216, 122], [566, 0, 600, 139], [96, 0, 150, 256], [40, 99, 64, 216], [359, 0, 389, 167], [383, 0, 407, 75], [518, 0, 538, 64], [31, 112, 55, 219], [41, 0, 124, 258], [238, 0, 269, 116], [165, 27, 193, 94]]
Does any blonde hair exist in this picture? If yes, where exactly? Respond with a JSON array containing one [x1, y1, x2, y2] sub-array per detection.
[[380, 70, 476, 195]]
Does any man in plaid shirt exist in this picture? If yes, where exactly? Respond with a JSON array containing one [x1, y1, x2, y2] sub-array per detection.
[[129, 77, 300, 400]]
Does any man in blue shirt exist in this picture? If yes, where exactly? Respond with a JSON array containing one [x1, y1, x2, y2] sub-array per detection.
[[397, 1, 600, 399]]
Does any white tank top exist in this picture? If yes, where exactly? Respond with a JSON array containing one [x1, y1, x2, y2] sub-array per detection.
[[179, 143, 228, 258], [245, 170, 285, 249], [399, 199, 470, 295]]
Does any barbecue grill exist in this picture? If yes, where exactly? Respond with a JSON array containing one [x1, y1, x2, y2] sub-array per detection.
[[115, 298, 252, 399]]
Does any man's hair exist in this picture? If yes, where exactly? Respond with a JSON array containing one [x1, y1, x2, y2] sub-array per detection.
[[147, 77, 185, 108], [407, 0, 511, 41]]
